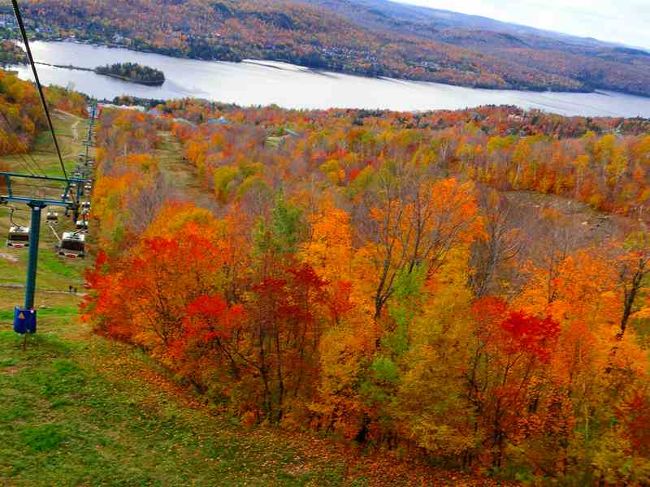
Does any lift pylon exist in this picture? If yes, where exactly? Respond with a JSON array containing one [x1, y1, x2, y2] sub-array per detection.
[[1, 172, 88, 335]]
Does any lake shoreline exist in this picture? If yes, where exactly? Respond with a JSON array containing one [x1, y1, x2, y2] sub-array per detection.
[[32, 38, 602, 97], [12, 41, 650, 117]]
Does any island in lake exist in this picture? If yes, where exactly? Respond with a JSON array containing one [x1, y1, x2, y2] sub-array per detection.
[[95, 62, 165, 86]]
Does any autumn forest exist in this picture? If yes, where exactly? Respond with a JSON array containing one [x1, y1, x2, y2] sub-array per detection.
[[43, 93, 644, 485], [0, 0, 649, 482]]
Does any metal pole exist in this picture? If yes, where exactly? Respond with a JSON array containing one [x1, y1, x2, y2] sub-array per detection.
[[24, 202, 44, 310]]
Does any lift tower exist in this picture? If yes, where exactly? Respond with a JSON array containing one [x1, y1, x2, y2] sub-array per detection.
[[1, 173, 86, 333], [3, 0, 91, 335]]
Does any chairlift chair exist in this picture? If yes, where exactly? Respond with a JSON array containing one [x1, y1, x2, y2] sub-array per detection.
[[7, 225, 30, 248], [58, 232, 86, 259], [46, 211, 59, 223], [76, 219, 89, 231]]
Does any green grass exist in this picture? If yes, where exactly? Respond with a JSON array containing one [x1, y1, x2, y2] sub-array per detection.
[[1, 111, 87, 294], [0, 317, 361, 486], [0, 306, 78, 321]]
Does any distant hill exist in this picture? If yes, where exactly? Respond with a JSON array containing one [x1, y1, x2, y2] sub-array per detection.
[[303, 0, 650, 95], [306, 0, 615, 46], [11, 0, 650, 97]]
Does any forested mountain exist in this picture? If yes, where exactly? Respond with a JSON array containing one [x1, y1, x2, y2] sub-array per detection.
[[10, 0, 650, 97]]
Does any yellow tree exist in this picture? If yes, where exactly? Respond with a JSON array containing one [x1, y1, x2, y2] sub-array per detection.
[[358, 170, 482, 321], [300, 198, 375, 437]]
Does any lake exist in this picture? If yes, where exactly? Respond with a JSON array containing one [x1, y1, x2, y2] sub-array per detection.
[[11, 41, 650, 117]]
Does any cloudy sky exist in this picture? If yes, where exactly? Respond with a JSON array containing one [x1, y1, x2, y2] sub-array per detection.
[[395, 0, 650, 49]]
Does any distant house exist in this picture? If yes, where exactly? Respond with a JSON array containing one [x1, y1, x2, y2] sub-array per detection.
[[207, 116, 230, 126], [147, 108, 163, 117], [173, 118, 197, 128], [265, 127, 300, 149], [99, 103, 146, 113], [0, 14, 16, 27]]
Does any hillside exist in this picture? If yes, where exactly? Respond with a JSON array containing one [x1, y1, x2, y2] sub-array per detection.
[[0, 66, 648, 484], [0, 106, 508, 487], [8, 0, 650, 96], [78, 99, 648, 484], [0, 116, 483, 486], [2, 308, 510, 486], [0, 70, 86, 161]]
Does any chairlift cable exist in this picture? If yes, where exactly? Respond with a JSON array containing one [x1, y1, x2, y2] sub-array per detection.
[[8, 206, 22, 227], [24, 151, 50, 178], [46, 221, 62, 243], [13, 154, 36, 177], [18, 153, 47, 178], [11, 0, 69, 181]]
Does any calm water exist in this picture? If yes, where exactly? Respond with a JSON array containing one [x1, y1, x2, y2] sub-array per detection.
[[11, 41, 650, 117]]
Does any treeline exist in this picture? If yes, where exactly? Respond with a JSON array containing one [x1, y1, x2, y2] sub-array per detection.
[[0, 69, 43, 155], [167, 101, 649, 218], [0, 69, 87, 155], [19, 0, 650, 96], [84, 106, 649, 484], [95, 62, 165, 86]]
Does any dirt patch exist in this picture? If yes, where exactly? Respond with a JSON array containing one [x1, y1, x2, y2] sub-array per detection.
[[1, 366, 21, 375], [504, 190, 634, 246], [0, 252, 18, 263]]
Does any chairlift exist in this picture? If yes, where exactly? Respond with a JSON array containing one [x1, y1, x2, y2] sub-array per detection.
[[7, 225, 30, 248], [81, 201, 91, 211], [58, 232, 86, 259], [76, 219, 89, 231], [46, 211, 59, 223]]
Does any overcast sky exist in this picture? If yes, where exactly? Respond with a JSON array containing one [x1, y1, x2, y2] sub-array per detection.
[[395, 0, 650, 49]]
